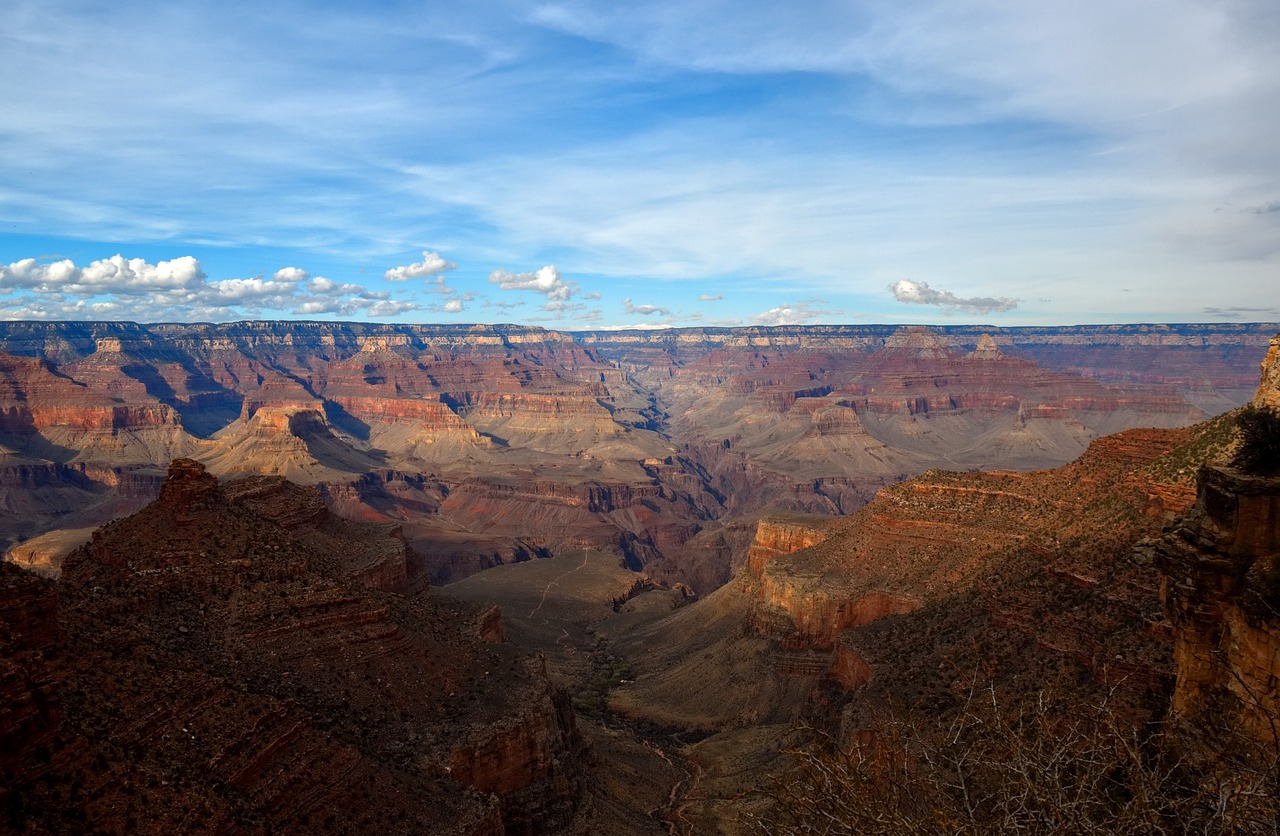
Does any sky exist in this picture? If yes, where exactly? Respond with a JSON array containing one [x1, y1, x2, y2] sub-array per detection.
[[1, 0, 1278, 329]]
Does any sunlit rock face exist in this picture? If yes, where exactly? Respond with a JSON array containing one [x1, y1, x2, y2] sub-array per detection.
[[1252, 334, 1280, 410]]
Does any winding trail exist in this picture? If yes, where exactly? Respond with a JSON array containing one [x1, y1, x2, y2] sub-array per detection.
[[527, 550, 591, 618]]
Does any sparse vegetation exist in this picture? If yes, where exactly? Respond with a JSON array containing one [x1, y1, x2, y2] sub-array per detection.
[[749, 687, 1280, 835], [574, 655, 633, 717]]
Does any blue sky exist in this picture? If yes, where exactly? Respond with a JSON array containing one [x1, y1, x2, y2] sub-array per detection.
[[2, 0, 1277, 327]]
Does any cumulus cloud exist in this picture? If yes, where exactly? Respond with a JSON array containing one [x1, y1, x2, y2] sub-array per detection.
[[308, 276, 368, 295], [488, 265, 576, 301], [1, 254, 206, 295], [384, 250, 456, 282], [623, 297, 670, 316], [367, 300, 419, 317], [889, 279, 1018, 314], [273, 267, 311, 283], [0, 254, 413, 321], [750, 300, 833, 326]]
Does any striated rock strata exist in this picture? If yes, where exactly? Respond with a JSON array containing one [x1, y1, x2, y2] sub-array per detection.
[[0, 321, 1271, 591]]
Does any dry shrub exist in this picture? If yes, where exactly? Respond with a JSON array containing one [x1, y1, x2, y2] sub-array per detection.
[[748, 686, 1279, 835]]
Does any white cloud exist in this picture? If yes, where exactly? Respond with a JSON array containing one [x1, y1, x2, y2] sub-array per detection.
[[274, 266, 310, 283], [541, 299, 587, 314], [698, 293, 724, 301], [0, 254, 414, 321], [442, 298, 464, 313], [384, 251, 456, 282], [210, 276, 293, 303], [481, 298, 528, 309], [889, 279, 1018, 314], [623, 297, 670, 316], [750, 301, 833, 326], [366, 300, 419, 317], [488, 265, 576, 301], [1, 254, 206, 295], [308, 276, 367, 295]]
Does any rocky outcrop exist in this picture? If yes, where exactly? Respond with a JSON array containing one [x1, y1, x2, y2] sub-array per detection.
[[1253, 334, 1280, 410], [1158, 465, 1280, 750], [745, 515, 834, 576], [0, 460, 584, 833]]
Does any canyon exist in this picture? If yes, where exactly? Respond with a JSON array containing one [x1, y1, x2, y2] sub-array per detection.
[[1, 321, 1272, 591], [3, 320, 1280, 833]]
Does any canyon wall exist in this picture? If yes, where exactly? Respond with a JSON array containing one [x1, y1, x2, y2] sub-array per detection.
[[1, 321, 1271, 589]]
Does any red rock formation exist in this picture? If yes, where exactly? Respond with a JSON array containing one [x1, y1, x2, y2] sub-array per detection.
[[0, 460, 584, 833], [745, 515, 834, 576], [736, 422, 1214, 710], [1158, 466, 1280, 750], [0, 321, 1270, 591]]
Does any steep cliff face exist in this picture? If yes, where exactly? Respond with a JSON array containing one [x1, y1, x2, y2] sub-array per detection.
[[745, 515, 833, 576], [1158, 467, 1280, 749], [1, 460, 583, 834]]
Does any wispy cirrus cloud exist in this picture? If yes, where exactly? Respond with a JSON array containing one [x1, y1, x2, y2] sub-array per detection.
[[0, 0, 1276, 325]]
